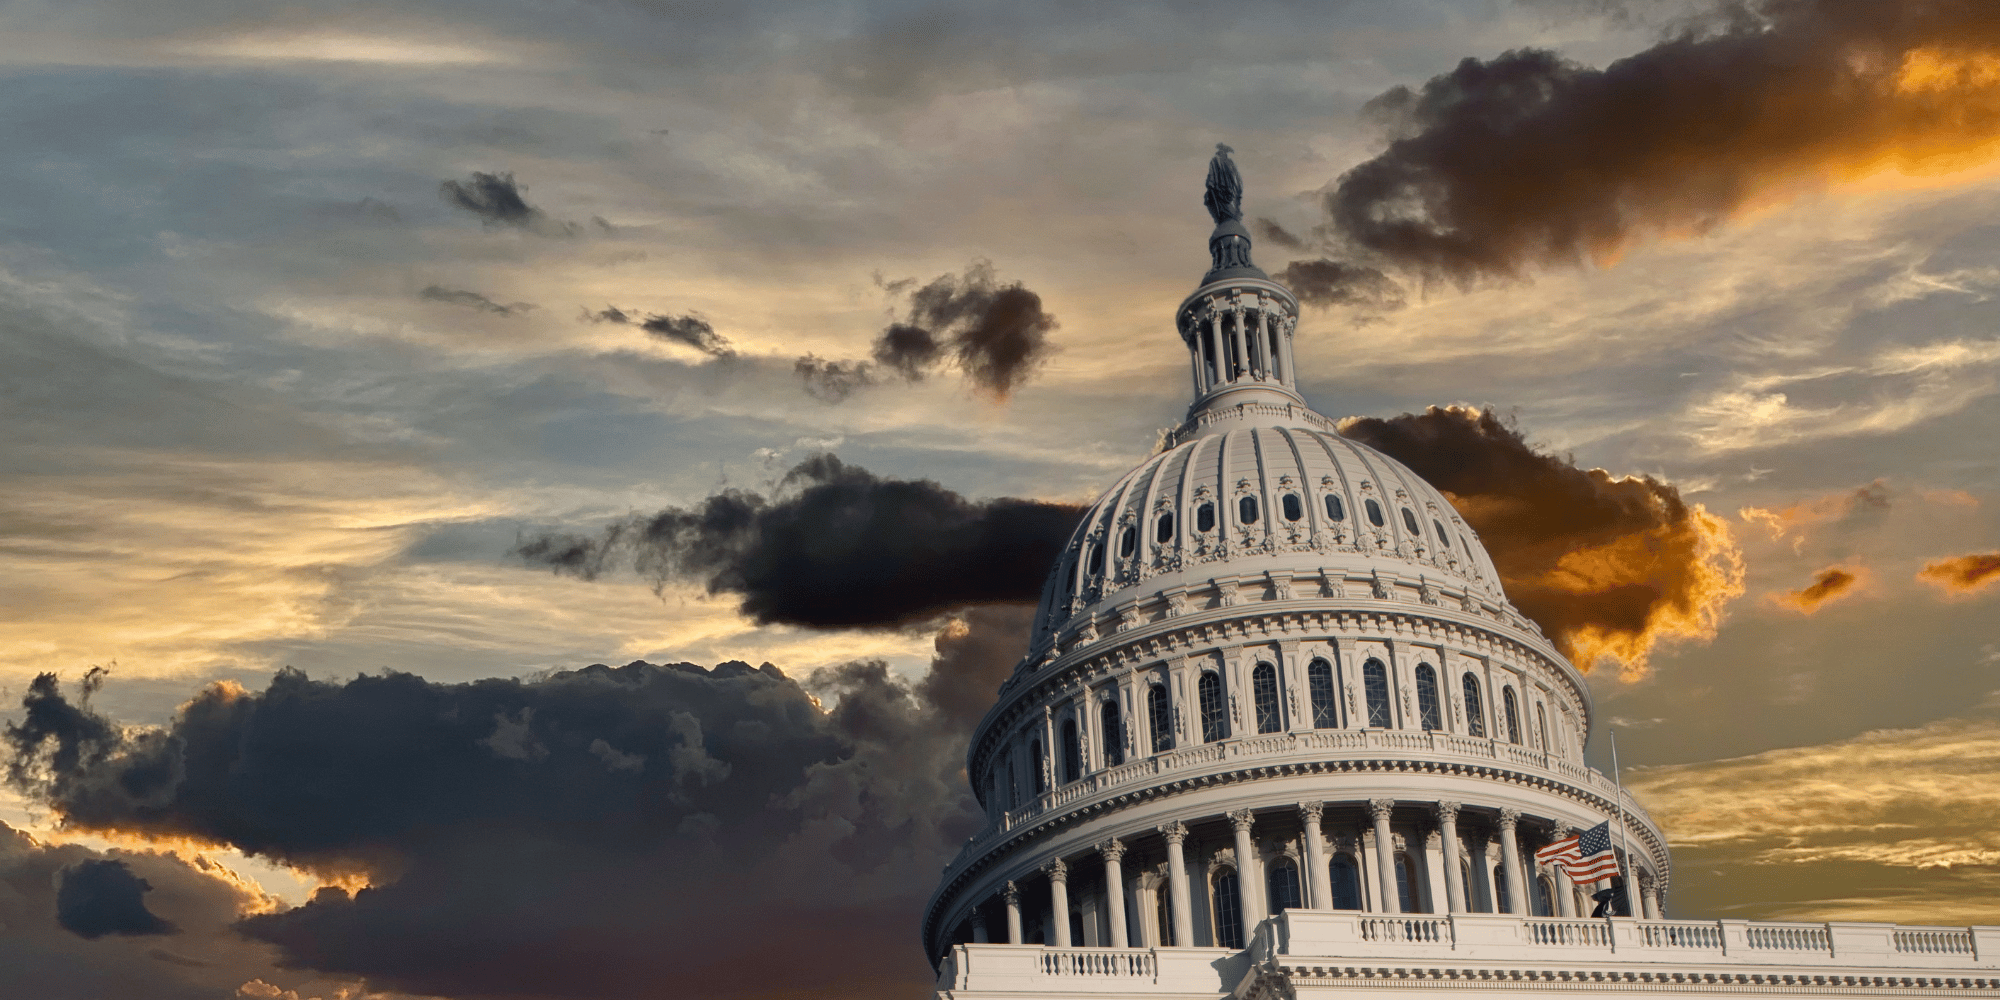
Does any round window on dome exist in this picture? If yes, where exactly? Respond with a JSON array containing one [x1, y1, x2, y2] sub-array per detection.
[[1434, 520, 1450, 547], [1365, 499, 1384, 527], [1401, 508, 1421, 535], [1196, 503, 1215, 533], [1086, 543, 1104, 576], [1325, 494, 1345, 521], [1156, 512, 1175, 543], [1118, 525, 1136, 558], [1239, 496, 1259, 524], [1281, 494, 1302, 521]]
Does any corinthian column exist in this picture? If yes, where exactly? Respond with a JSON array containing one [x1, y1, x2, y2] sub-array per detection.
[[1229, 808, 1261, 927], [1497, 809, 1528, 916], [1368, 798, 1401, 914], [1099, 839, 1129, 947], [1003, 881, 1023, 944], [971, 909, 989, 943], [1159, 821, 1195, 947], [1549, 824, 1578, 917], [1045, 858, 1071, 946], [1436, 801, 1466, 914], [1300, 801, 1329, 910]]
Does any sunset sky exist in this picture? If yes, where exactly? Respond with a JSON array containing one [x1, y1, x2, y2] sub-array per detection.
[[4, 2, 1999, 998]]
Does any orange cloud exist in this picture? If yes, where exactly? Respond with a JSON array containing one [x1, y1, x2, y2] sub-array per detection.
[[1739, 480, 1890, 553], [1917, 552, 2000, 596], [1769, 565, 1868, 614]]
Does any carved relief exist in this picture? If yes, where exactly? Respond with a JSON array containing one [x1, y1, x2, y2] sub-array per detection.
[[1418, 577, 1441, 606], [1371, 571, 1392, 600]]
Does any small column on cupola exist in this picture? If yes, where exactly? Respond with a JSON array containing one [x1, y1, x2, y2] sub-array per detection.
[[1177, 144, 1304, 413]]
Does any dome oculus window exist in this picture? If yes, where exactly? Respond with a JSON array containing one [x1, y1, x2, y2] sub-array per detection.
[[1325, 494, 1345, 521], [1155, 512, 1174, 544], [1365, 499, 1385, 527], [1238, 496, 1259, 524], [1434, 520, 1450, 547], [1085, 544, 1104, 576], [1281, 494, 1303, 521], [1118, 525, 1136, 559], [1401, 507, 1421, 535], [1196, 502, 1216, 533]]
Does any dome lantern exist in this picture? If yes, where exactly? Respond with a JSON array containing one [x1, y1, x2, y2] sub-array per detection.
[[1179, 145, 1306, 421]]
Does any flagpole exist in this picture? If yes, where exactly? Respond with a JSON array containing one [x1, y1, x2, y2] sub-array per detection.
[[1610, 728, 1635, 920]]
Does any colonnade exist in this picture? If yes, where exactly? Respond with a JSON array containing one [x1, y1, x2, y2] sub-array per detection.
[[968, 799, 1664, 951], [1182, 294, 1296, 398]]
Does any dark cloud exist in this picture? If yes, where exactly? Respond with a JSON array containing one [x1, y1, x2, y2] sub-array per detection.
[[794, 354, 878, 401], [580, 306, 733, 357], [56, 859, 176, 939], [1773, 565, 1863, 614], [516, 454, 1084, 629], [1252, 217, 1308, 251], [438, 171, 539, 227], [1917, 552, 2000, 595], [1342, 405, 1744, 677], [1321, 0, 2000, 283], [1277, 259, 1405, 311], [3, 610, 1030, 1000], [419, 285, 535, 317], [799, 262, 1058, 401]]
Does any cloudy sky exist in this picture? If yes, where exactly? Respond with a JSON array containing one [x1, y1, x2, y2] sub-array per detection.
[[4, 0, 2000, 997]]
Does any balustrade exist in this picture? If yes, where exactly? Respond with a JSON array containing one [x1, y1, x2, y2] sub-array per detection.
[[1039, 948, 1158, 977], [1524, 918, 1612, 947], [1361, 917, 1450, 944], [1639, 921, 1724, 950], [1746, 923, 1831, 953], [1896, 929, 1975, 955]]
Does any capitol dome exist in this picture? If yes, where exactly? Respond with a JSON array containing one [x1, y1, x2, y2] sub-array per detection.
[[921, 145, 1668, 966]]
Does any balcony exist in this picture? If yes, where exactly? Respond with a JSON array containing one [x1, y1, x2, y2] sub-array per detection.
[[937, 914, 2000, 996]]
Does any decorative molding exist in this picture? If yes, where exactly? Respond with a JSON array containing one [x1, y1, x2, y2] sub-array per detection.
[[1368, 798, 1397, 823]]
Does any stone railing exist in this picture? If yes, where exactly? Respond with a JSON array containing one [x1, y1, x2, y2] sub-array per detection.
[[1279, 912, 2000, 970], [946, 727, 1655, 882], [1039, 947, 1158, 978]]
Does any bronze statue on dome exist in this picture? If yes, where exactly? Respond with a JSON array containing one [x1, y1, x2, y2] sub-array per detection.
[[1204, 143, 1243, 224]]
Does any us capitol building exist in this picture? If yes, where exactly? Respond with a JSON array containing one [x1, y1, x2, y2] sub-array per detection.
[[922, 149, 1998, 998]]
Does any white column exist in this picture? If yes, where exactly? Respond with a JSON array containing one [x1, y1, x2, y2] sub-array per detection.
[[1230, 308, 1249, 381], [1549, 824, 1577, 917], [1045, 859, 1071, 946], [1188, 329, 1206, 395], [1300, 801, 1329, 910], [1004, 881, 1023, 944], [1622, 848, 1645, 919], [1099, 839, 1129, 948], [972, 909, 989, 943], [1368, 798, 1401, 914], [1160, 821, 1195, 948], [1263, 310, 1280, 382], [1642, 872, 1663, 919], [1229, 808, 1260, 928], [1498, 808, 1528, 916], [1436, 801, 1466, 914], [1208, 314, 1226, 385]]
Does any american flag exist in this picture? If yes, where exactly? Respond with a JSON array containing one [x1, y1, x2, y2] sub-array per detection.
[[1534, 820, 1623, 882]]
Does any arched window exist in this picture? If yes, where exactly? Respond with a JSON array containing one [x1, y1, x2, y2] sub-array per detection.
[[1329, 855, 1362, 910], [1118, 525, 1136, 558], [1156, 512, 1174, 544], [1325, 494, 1346, 521], [1532, 876, 1555, 917], [1307, 658, 1337, 729], [1148, 683, 1173, 753], [1415, 663, 1442, 731], [1239, 496, 1259, 524], [1101, 699, 1124, 767], [1401, 508, 1422, 535], [1536, 703, 1549, 751], [1281, 494, 1303, 521], [1212, 868, 1244, 949], [1252, 662, 1281, 734], [1267, 859, 1302, 913], [1030, 740, 1045, 795], [1395, 853, 1417, 913], [1196, 503, 1215, 533], [1060, 719, 1082, 783], [1155, 890, 1176, 946], [1461, 674, 1486, 738], [1503, 687, 1522, 744], [1198, 671, 1226, 743], [1363, 658, 1392, 729], [1086, 543, 1104, 577], [1493, 865, 1510, 914], [1434, 520, 1451, 547], [1365, 498, 1385, 527], [1461, 860, 1479, 912]]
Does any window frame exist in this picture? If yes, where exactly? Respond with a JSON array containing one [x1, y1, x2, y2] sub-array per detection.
[[1198, 671, 1227, 743], [1307, 658, 1338, 729], [1363, 658, 1393, 729], [1252, 662, 1282, 734]]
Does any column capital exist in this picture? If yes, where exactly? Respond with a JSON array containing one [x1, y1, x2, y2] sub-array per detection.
[[1158, 820, 1189, 845], [1228, 808, 1256, 833], [1435, 800, 1462, 824], [1367, 797, 1397, 822], [1498, 807, 1522, 831], [1098, 838, 1127, 864], [1042, 858, 1068, 883], [1298, 800, 1325, 824], [1553, 821, 1576, 838], [1002, 880, 1020, 905]]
